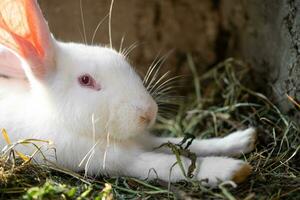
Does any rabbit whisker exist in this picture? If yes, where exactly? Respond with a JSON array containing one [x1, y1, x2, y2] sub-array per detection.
[[78, 139, 100, 175], [119, 34, 126, 53], [102, 131, 111, 170], [157, 96, 184, 105], [151, 76, 182, 97], [145, 55, 167, 88], [148, 71, 171, 94], [120, 42, 133, 55], [122, 42, 140, 58], [145, 51, 173, 91], [108, 0, 115, 48], [94, 120, 111, 177], [84, 148, 95, 177], [149, 75, 181, 99], [79, 0, 87, 45], [153, 85, 179, 98], [77, 26, 85, 45], [143, 52, 161, 85], [142, 51, 183, 117], [91, 14, 109, 45], [79, 114, 100, 177], [123, 44, 139, 58], [102, 117, 111, 173], [145, 56, 166, 91]]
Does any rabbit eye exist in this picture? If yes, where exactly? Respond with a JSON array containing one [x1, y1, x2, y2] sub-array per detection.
[[78, 74, 101, 91], [79, 74, 92, 86]]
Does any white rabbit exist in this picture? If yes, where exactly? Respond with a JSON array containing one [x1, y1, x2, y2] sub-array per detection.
[[0, 0, 256, 187]]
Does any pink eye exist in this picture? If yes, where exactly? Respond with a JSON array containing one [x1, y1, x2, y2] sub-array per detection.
[[78, 74, 101, 91], [80, 75, 91, 86]]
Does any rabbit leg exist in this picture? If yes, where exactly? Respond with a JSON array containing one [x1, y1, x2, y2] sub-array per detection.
[[196, 156, 252, 186], [124, 152, 252, 186], [52, 135, 252, 186], [142, 127, 257, 156]]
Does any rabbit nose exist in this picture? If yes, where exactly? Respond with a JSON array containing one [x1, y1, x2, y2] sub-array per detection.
[[139, 114, 151, 125], [138, 102, 158, 125]]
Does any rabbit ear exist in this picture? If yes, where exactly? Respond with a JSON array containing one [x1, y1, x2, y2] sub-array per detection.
[[0, 46, 25, 78], [0, 0, 54, 80]]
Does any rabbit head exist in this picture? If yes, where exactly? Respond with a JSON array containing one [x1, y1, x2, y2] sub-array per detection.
[[0, 0, 158, 140]]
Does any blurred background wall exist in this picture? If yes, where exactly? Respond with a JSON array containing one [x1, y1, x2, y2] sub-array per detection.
[[39, 0, 300, 119], [39, 0, 222, 76]]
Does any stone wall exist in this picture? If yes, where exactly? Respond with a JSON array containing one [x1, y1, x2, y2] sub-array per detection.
[[221, 0, 300, 118]]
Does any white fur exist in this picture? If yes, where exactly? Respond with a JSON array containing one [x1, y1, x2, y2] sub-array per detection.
[[145, 127, 257, 157], [0, 4, 256, 187]]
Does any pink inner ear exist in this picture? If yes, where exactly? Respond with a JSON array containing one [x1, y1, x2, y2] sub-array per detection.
[[0, 46, 26, 78], [0, 0, 54, 80]]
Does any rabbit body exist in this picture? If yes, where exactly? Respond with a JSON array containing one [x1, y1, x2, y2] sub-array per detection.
[[0, 41, 157, 173], [0, 0, 256, 187]]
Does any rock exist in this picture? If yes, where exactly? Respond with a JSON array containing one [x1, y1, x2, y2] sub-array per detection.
[[221, 0, 300, 118]]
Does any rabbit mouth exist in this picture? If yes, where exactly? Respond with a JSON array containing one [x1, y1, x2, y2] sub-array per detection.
[[105, 117, 148, 140], [107, 125, 145, 140]]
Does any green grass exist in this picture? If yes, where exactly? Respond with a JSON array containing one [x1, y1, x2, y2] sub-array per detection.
[[0, 57, 299, 199]]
